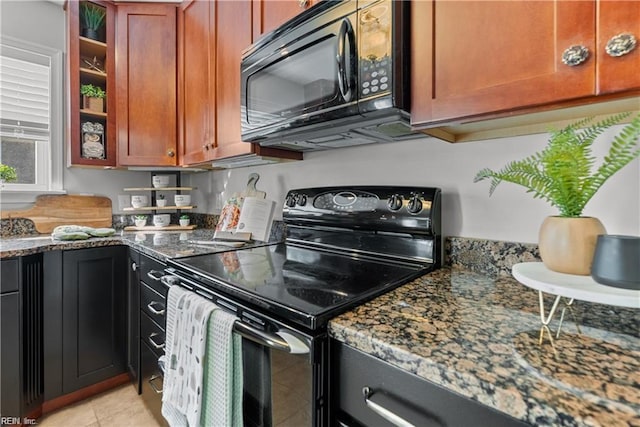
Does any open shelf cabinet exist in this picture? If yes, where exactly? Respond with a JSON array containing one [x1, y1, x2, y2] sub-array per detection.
[[67, 0, 117, 166]]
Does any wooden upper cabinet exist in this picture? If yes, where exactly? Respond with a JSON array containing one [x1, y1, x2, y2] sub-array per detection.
[[252, 0, 318, 42], [177, 0, 214, 165], [116, 4, 177, 166], [411, 0, 598, 127], [597, 1, 640, 94]]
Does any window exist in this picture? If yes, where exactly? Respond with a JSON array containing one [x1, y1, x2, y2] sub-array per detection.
[[0, 36, 63, 197]]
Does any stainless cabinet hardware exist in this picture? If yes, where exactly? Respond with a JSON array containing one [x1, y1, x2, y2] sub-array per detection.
[[606, 33, 637, 57], [362, 387, 415, 427], [147, 301, 165, 315], [148, 332, 165, 350], [561, 45, 589, 66], [149, 374, 163, 394], [131, 262, 137, 271], [147, 270, 163, 282]]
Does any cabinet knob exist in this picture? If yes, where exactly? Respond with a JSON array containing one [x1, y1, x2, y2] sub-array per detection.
[[605, 33, 637, 57], [298, 0, 309, 9], [561, 45, 589, 66], [166, 149, 175, 158], [131, 262, 137, 271]]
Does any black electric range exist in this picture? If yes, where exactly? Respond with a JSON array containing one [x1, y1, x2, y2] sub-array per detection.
[[165, 186, 441, 332]]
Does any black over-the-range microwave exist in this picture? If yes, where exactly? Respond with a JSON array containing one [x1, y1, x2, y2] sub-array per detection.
[[240, 0, 418, 151]]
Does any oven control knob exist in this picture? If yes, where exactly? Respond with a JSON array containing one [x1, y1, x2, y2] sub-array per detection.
[[387, 194, 403, 211], [298, 195, 307, 206], [407, 195, 423, 214], [285, 194, 297, 207]]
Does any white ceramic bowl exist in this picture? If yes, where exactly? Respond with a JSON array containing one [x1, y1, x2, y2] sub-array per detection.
[[131, 195, 149, 208], [174, 194, 191, 207], [152, 214, 171, 227], [152, 175, 171, 188]]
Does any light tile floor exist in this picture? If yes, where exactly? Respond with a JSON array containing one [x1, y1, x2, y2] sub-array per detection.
[[38, 384, 161, 427]]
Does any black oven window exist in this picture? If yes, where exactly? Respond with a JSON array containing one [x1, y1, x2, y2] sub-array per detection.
[[247, 37, 340, 124]]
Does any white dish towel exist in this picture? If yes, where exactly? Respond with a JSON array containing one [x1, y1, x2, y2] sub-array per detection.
[[162, 285, 215, 427]]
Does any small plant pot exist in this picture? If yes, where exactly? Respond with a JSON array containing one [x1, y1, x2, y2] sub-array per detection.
[[134, 219, 146, 228], [156, 199, 167, 208], [83, 96, 104, 113], [179, 219, 190, 227]]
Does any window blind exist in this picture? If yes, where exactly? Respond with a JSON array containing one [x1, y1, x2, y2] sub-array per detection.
[[0, 44, 51, 140]]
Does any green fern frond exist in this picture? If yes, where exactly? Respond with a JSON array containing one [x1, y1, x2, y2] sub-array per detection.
[[474, 112, 640, 217]]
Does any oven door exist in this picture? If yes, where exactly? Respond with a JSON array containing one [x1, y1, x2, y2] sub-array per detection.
[[241, 2, 358, 142], [159, 274, 327, 427]]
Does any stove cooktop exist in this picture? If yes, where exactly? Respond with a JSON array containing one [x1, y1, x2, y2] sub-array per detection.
[[168, 242, 433, 330]]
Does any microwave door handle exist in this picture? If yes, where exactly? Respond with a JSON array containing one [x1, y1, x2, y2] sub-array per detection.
[[337, 18, 355, 102]]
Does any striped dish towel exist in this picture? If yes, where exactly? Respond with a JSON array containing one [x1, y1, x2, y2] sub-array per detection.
[[200, 308, 244, 427]]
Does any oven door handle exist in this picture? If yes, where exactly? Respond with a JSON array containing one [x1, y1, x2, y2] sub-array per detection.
[[233, 321, 309, 354]]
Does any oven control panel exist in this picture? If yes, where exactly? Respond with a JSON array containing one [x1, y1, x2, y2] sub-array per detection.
[[283, 186, 441, 235]]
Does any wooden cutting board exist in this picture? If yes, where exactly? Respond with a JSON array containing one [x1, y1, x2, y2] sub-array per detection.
[[1, 195, 112, 233]]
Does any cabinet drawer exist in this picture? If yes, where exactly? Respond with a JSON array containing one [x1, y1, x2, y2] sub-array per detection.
[[1, 258, 19, 293], [140, 341, 168, 426], [141, 282, 166, 328], [332, 342, 528, 427], [141, 311, 165, 359], [140, 255, 167, 295]]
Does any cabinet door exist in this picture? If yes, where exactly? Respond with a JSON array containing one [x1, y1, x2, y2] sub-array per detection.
[[597, 1, 640, 94], [116, 4, 178, 166], [251, 0, 317, 42], [212, 0, 254, 159], [178, 0, 214, 165], [62, 247, 127, 394], [411, 0, 596, 126]]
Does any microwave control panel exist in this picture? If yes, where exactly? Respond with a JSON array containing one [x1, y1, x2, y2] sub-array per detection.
[[359, 0, 391, 98]]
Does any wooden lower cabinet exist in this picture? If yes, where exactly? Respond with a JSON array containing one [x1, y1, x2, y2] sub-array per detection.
[[331, 340, 528, 427]]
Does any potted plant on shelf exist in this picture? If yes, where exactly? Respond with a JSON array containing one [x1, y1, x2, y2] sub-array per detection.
[[179, 214, 190, 227], [81, 2, 106, 41], [156, 194, 167, 207], [474, 112, 640, 275], [80, 84, 106, 113], [134, 215, 147, 228]]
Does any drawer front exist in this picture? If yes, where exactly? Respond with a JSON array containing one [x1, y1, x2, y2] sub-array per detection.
[[332, 342, 529, 427], [141, 311, 165, 359], [141, 282, 166, 329], [141, 341, 168, 426], [140, 255, 167, 296]]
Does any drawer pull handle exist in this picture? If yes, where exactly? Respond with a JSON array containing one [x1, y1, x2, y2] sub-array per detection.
[[147, 301, 165, 315], [149, 374, 163, 394], [363, 387, 416, 427], [147, 270, 164, 282], [148, 332, 165, 350]]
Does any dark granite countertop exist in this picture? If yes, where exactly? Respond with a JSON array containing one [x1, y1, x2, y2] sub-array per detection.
[[329, 267, 640, 427], [0, 229, 267, 261]]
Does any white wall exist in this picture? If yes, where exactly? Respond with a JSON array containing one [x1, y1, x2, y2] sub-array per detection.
[[188, 126, 640, 244], [1, 0, 150, 212]]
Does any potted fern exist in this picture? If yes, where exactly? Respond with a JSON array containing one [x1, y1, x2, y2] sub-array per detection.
[[475, 112, 640, 275], [81, 3, 106, 41], [81, 84, 106, 113]]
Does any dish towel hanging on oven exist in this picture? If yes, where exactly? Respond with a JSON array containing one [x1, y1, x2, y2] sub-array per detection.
[[162, 285, 215, 427], [201, 308, 243, 427], [161, 285, 243, 427]]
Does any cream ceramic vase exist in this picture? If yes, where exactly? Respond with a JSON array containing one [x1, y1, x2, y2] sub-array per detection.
[[538, 216, 606, 275]]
